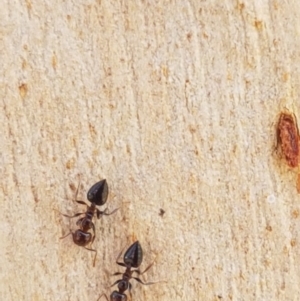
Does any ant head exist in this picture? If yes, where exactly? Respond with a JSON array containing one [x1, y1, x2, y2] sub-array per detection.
[[72, 229, 92, 246], [87, 179, 108, 205], [111, 290, 127, 301], [124, 241, 143, 268]]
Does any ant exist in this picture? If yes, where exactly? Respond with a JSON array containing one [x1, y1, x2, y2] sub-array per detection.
[[60, 179, 117, 266], [98, 241, 156, 301]]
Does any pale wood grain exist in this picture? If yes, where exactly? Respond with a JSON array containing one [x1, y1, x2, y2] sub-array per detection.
[[1, 1, 300, 300]]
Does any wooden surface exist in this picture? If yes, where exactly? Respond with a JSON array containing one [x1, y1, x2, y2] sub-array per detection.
[[1, 1, 300, 300]]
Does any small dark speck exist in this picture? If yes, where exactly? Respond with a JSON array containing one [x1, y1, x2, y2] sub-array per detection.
[[159, 209, 165, 217]]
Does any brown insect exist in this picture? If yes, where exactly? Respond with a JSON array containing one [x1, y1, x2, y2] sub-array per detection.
[[97, 241, 157, 301], [277, 112, 300, 168], [60, 179, 117, 266]]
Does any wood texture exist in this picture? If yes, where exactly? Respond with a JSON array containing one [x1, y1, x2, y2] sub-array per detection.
[[1, 1, 300, 300]]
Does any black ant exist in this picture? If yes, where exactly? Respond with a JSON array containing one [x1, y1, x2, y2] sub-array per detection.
[[98, 241, 156, 301], [60, 179, 117, 266]]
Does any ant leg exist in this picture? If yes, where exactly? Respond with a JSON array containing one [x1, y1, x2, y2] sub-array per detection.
[[97, 294, 109, 301], [72, 224, 97, 267], [103, 207, 119, 215], [75, 200, 88, 206], [60, 231, 72, 240], [112, 272, 123, 277], [116, 262, 127, 268], [91, 223, 96, 245], [92, 249, 97, 267], [133, 261, 155, 276], [54, 209, 84, 219], [73, 179, 88, 206], [84, 246, 97, 267], [62, 177, 84, 208], [61, 212, 84, 219], [57, 207, 80, 239], [141, 261, 154, 274], [74, 177, 81, 201], [132, 259, 163, 285], [110, 279, 122, 287], [114, 246, 127, 268], [96, 207, 119, 219], [85, 224, 97, 267], [132, 277, 160, 286]]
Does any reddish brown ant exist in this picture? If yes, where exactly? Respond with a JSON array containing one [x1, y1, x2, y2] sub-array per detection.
[[60, 179, 117, 266], [98, 241, 157, 301]]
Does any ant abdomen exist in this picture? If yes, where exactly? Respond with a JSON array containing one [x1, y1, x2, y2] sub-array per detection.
[[87, 179, 109, 205]]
